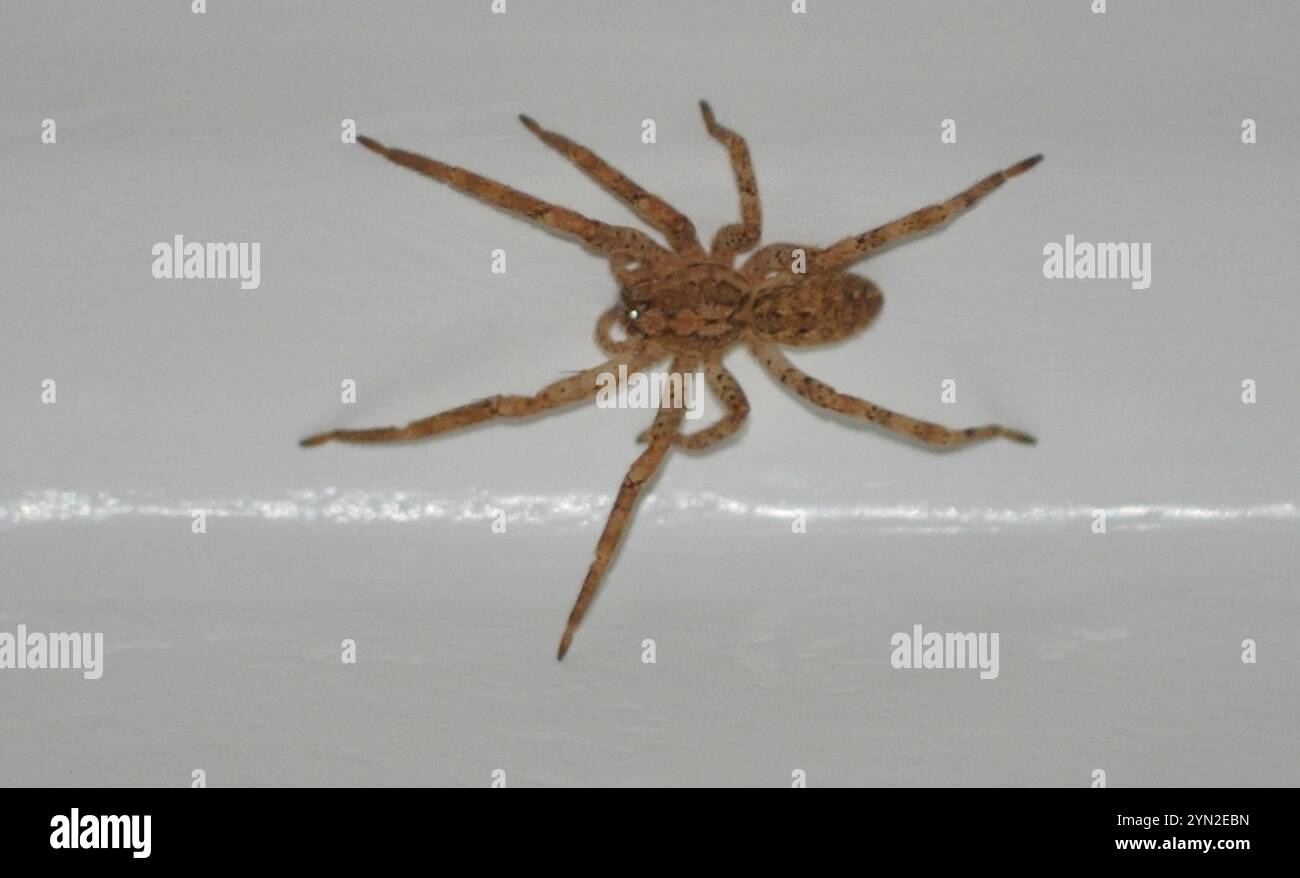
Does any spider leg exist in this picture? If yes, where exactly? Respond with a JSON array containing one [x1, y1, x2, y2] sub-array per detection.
[[558, 358, 688, 659], [518, 115, 704, 256], [749, 341, 1036, 448], [357, 136, 667, 264], [299, 350, 663, 447], [811, 154, 1042, 273], [595, 305, 640, 356], [740, 242, 823, 283], [635, 356, 750, 451], [675, 359, 750, 450], [699, 101, 762, 260]]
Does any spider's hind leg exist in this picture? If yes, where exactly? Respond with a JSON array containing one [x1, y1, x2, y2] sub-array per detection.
[[749, 341, 1036, 448], [812, 154, 1043, 273], [558, 359, 688, 659]]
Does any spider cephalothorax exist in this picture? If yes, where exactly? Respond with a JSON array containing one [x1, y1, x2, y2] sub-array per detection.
[[620, 262, 749, 348], [302, 101, 1041, 658]]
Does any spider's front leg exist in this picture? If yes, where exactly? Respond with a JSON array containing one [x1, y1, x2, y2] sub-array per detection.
[[299, 351, 662, 447], [356, 135, 666, 264], [558, 359, 688, 659], [519, 114, 704, 256], [700, 100, 762, 259], [750, 341, 1036, 448]]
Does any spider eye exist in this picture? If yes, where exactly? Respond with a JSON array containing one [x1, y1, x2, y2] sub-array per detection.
[[627, 307, 640, 320]]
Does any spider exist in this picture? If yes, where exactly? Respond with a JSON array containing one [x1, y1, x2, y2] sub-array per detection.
[[301, 101, 1041, 659]]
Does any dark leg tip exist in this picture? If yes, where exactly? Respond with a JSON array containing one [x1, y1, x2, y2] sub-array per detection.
[[356, 135, 384, 154], [1003, 154, 1042, 179]]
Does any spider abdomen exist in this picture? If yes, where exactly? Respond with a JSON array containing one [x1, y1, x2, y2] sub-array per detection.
[[750, 272, 883, 346]]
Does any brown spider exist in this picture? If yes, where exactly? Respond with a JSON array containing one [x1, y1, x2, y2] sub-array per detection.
[[301, 101, 1041, 659]]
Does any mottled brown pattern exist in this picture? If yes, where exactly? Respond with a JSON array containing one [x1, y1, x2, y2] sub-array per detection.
[[303, 103, 1041, 658]]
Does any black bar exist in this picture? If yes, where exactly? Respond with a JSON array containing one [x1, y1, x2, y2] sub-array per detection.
[[0, 788, 1282, 864]]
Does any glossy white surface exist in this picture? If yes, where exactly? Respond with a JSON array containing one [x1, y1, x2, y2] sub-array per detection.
[[2, 1, 1296, 786]]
